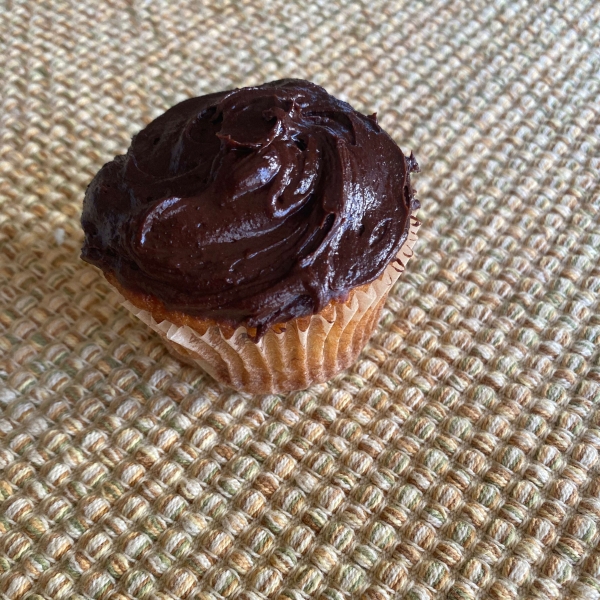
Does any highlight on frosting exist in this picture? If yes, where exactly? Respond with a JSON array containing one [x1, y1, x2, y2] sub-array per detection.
[[81, 79, 419, 335]]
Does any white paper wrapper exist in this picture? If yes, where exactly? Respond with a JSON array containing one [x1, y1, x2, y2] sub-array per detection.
[[115, 217, 419, 393]]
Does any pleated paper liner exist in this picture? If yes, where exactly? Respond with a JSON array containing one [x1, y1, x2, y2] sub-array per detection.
[[111, 216, 419, 393]]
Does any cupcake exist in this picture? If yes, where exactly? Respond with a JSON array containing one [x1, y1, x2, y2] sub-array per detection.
[[81, 79, 420, 393]]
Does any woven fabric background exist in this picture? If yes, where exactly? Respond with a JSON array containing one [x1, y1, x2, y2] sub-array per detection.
[[1, 1, 599, 599]]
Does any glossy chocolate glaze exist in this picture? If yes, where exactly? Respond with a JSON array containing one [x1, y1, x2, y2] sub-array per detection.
[[81, 79, 419, 336]]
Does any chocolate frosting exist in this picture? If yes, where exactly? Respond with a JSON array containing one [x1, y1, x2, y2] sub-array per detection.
[[81, 79, 419, 336]]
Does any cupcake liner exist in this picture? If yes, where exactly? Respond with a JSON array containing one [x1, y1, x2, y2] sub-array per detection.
[[114, 216, 419, 393]]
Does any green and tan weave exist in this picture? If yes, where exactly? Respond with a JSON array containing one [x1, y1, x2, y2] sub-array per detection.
[[1, 1, 599, 598]]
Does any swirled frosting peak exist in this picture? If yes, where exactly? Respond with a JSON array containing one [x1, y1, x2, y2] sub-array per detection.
[[81, 79, 419, 335]]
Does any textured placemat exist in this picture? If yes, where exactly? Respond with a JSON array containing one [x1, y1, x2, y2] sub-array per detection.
[[1, 1, 600, 599]]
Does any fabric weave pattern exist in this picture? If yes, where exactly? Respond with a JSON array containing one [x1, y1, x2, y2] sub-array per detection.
[[1, 1, 599, 598]]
